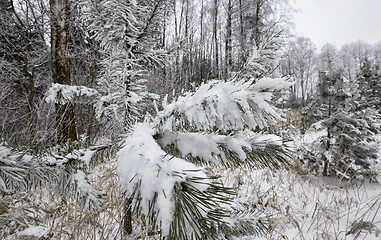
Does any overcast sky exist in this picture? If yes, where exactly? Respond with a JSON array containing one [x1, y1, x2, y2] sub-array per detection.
[[293, 0, 381, 51]]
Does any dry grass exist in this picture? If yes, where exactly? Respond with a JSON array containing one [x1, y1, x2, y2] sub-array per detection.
[[213, 165, 381, 239], [2, 161, 381, 239], [2, 117, 381, 240], [1, 160, 125, 240]]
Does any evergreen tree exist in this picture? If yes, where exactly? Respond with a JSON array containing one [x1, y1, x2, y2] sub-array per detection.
[[79, 0, 167, 131], [116, 73, 291, 239], [44, 0, 292, 238], [301, 60, 381, 179], [357, 58, 381, 110]]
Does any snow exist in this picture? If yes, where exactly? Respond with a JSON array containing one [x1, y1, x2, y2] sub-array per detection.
[[161, 78, 291, 133], [158, 130, 284, 166], [217, 167, 381, 239], [117, 122, 209, 235], [65, 149, 96, 166], [45, 83, 100, 104], [74, 170, 102, 210], [17, 226, 48, 237], [0, 143, 18, 165]]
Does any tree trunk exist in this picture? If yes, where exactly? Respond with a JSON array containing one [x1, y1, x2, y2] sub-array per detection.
[[50, 0, 77, 143], [255, 0, 261, 48], [300, 70, 305, 106], [225, 0, 233, 74], [199, 0, 204, 82], [239, 0, 245, 66], [323, 98, 333, 176], [213, 0, 219, 78], [122, 197, 133, 237], [22, 30, 35, 139]]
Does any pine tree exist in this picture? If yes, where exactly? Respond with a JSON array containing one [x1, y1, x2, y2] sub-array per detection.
[[357, 58, 381, 110], [301, 61, 381, 179], [114, 34, 292, 237], [79, 0, 167, 130], [45, 0, 292, 238]]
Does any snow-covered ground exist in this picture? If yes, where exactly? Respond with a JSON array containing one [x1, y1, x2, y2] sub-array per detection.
[[217, 167, 381, 239], [4, 126, 381, 240], [3, 163, 381, 239]]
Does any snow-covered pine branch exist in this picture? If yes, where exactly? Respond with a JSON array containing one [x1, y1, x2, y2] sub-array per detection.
[[0, 143, 54, 193], [51, 144, 117, 213], [116, 74, 292, 238], [45, 83, 100, 104], [159, 78, 291, 133], [157, 131, 288, 169], [79, 0, 164, 125], [0, 141, 110, 212], [117, 123, 271, 239], [117, 123, 212, 236], [231, 29, 284, 81]]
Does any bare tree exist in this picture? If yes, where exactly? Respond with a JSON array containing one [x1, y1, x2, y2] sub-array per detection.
[[0, 0, 53, 145]]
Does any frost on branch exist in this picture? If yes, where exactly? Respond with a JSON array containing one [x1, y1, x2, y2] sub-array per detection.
[[51, 145, 112, 213], [0, 143, 53, 193], [45, 83, 100, 104], [116, 74, 291, 238], [230, 30, 284, 81], [73, 170, 102, 212], [155, 78, 291, 170], [158, 131, 284, 167], [160, 78, 291, 133], [117, 123, 209, 235]]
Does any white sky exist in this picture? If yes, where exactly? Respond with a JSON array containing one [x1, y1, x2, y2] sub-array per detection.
[[293, 0, 381, 51]]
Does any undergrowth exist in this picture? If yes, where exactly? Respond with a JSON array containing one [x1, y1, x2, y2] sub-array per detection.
[[1, 160, 381, 239], [2, 110, 381, 239], [212, 166, 381, 239]]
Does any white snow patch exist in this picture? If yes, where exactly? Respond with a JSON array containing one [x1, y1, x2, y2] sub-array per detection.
[[46, 83, 99, 104], [161, 78, 290, 132], [17, 226, 48, 237], [117, 122, 209, 235]]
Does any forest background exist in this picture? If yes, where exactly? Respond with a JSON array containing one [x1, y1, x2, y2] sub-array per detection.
[[1, 0, 381, 239]]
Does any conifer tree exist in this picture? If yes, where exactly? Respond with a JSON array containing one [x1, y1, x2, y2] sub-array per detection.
[[116, 59, 291, 239], [45, 0, 292, 238], [301, 59, 381, 179]]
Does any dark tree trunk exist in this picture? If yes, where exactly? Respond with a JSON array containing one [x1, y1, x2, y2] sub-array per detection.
[[213, 0, 219, 78], [255, 0, 261, 48], [225, 0, 233, 74], [50, 0, 77, 143], [122, 197, 133, 236], [239, 0, 245, 66]]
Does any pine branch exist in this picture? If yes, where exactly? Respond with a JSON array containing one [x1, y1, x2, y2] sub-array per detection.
[[53, 163, 103, 213], [156, 131, 291, 170], [45, 83, 100, 105], [219, 202, 270, 239], [0, 143, 55, 193], [169, 176, 234, 240]]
